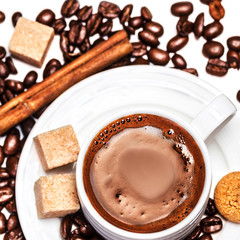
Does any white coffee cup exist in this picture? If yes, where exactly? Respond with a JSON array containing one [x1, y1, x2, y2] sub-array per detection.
[[76, 94, 236, 240]]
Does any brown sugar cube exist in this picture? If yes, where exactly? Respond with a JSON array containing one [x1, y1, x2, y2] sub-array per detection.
[[9, 17, 54, 67], [34, 125, 80, 171], [34, 174, 80, 218]]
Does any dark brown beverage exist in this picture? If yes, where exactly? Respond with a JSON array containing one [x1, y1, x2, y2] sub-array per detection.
[[83, 114, 205, 233]]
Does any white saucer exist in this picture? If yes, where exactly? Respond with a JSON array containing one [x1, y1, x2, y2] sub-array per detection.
[[16, 66, 240, 240]]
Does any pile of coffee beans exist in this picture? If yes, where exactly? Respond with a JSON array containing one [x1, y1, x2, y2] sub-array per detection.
[[0, 0, 237, 239]]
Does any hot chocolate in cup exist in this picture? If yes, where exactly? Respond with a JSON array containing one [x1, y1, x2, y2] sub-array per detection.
[[76, 94, 236, 240]]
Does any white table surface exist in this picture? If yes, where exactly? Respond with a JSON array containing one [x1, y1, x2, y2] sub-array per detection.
[[0, 0, 240, 239]]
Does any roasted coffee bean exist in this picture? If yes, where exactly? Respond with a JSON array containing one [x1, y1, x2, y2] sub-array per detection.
[[43, 58, 61, 79], [167, 35, 189, 52], [60, 31, 70, 54], [200, 0, 213, 5], [76, 6, 92, 22], [7, 213, 19, 231], [209, 1, 225, 20], [198, 234, 213, 240], [237, 90, 240, 102], [129, 16, 143, 30], [0, 187, 13, 204], [61, 0, 80, 18], [0, 78, 5, 95], [205, 198, 218, 216], [80, 37, 90, 53], [3, 130, 20, 156], [92, 38, 105, 48], [6, 156, 18, 177], [12, 12, 22, 27], [6, 80, 24, 94], [0, 61, 10, 79], [0, 212, 6, 234], [36, 9, 55, 26], [172, 53, 187, 69], [5, 57, 18, 75], [227, 36, 240, 51], [5, 89, 14, 101], [148, 48, 170, 66], [87, 13, 102, 36], [79, 222, 95, 237], [131, 57, 150, 65], [194, 13, 204, 39], [98, 19, 113, 36], [119, 4, 133, 25], [0, 179, 9, 188], [131, 42, 147, 57], [185, 226, 201, 240], [141, 6, 152, 21], [60, 215, 72, 239], [200, 216, 222, 233], [144, 21, 163, 38], [3, 227, 25, 240], [124, 25, 135, 35], [227, 50, 240, 69], [177, 17, 193, 37], [182, 68, 199, 76], [206, 58, 228, 76], [202, 41, 224, 58], [203, 21, 223, 40], [0, 11, 5, 23], [0, 93, 8, 105], [52, 18, 66, 34], [0, 168, 9, 179], [5, 200, 17, 213], [171, 2, 193, 17], [23, 71, 38, 88], [138, 30, 159, 47], [0, 46, 6, 60], [69, 23, 87, 45], [98, 1, 120, 19], [20, 117, 35, 137], [0, 146, 4, 166], [8, 178, 15, 189]]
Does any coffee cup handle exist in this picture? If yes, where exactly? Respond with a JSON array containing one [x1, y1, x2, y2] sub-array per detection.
[[190, 94, 237, 143]]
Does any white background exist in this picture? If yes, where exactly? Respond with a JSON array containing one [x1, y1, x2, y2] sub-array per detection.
[[0, 0, 240, 239]]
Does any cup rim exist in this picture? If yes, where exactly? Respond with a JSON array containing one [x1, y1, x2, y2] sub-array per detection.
[[76, 107, 212, 239]]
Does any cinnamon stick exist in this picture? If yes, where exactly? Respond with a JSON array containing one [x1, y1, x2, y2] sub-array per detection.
[[0, 30, 133, 134]]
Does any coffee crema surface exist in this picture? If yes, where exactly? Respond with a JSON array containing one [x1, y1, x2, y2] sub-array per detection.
[[83, 114, 205, 233]]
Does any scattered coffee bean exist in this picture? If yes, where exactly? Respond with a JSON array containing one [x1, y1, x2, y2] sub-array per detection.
[[5, 89, 14, 101], [76, 6, 93, 22], [205, 198, 218, 216], [200, 216, 222, 234], [43, 58, 62, 79], [0, 146, 4, 166], [98, 1, 120, 19], [80, 37, 91, 53], [6, 156, 18, 177], [5, 199, 17, 213], [138, 30, 159, 47], [129, 16, 143, 30], [3, 130, 20, 156], [182, 68, 199, 76], [202, 41, 224, 59], [203, 21, 223, 40], [148, 48, 170, 66], [124, 25, 135, 36], [87, 13, 102, 36], [98, 19, 113, 36], [5, 57, 18, 75], [198, 234, 213, 240], [184, 226, 201, 240], [209, 0, 225, 20], [171, 2, 193, 17], [23, 71, 38, 88], [20, 117, 35, 137], [12, 12, 22, 27], [0, 11, 5, 23], [144, 21, 164, 38], [167, 35, 189, 52], [0, 212, 6, 234], [141, 6, 152, 21], [6, 80, 24, 94], [194, 13, 204, 39], [206, 58, 228, 76], [200, 0, 213, 5], [60, 215, 72, 239], [0, 47, 6, 60], [0, 61, 10, 79], [237, 90, 240, 102], [8, 178, 15, 189], [119, 4, 133, 25], [69, 22, 87, 45], [172, 53, 187, 69], [52, 18, 66, 34], [131, 42, 147, 57], [36, 9, 55, 26], [0, 187, 13, 205], [7, 213, 19, 231], [3, 227, 24, 240], [227, 36, 240, 51], [0, 168, 9, 179], [177, 17, 193, 37], [61, 0, 80, 18], [227, 50, 240, 69]]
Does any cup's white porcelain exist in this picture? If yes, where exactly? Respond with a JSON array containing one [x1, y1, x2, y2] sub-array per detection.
[[76, 94, 236, 240]]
